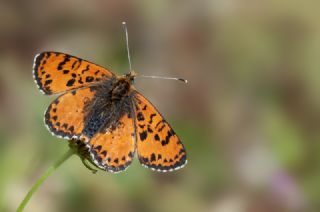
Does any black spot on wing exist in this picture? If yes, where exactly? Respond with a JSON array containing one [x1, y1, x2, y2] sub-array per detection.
[[71, 60, 77, 70], [101, 150, 107, 156], [149, 113, 156, 124], [137, 112, 145, 121], [155, 120, 163, 128], [62, 123, 68, 129], [158, 123, 166, 132], [95, 145, 102, 152], [150, 153, 156, 162], [147, 125, 153, 133], [86, 76, 94, 82], [66, 78, 75, 87], [140, 156, 149, 163], [161, 129, 174, 146], [44, 79, 52, 86], [128, 151, 134, 158], [74, 59, 82, 70], [154, 134, 160, 141], [139, 131, 147, 141], [78, 77, 84, 84], [57, 55, 71, 70], [69, 126, 75, 133], [81, 65, 90, 74], [179, 148, 186, 155], [53, 98, 60, 104]]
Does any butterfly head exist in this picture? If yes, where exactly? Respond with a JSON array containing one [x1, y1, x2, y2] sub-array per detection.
[[125, 70, 137, 83], [111, 71, 136, 101]]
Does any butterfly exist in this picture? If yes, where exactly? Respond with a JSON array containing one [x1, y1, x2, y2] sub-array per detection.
[[33, 51, 187, 173]]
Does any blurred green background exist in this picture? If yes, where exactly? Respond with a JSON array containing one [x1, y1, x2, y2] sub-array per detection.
[[1, 0, 320, 211]]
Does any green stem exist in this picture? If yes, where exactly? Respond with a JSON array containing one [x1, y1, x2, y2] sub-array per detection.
[[17, 148, 75, 212]]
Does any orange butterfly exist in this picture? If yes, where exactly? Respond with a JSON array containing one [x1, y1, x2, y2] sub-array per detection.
[[33, 51, 187, 173]]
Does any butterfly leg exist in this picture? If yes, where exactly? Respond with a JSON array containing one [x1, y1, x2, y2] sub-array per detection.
[[81, 158, 98, 174], [68, 140, 101, 173]]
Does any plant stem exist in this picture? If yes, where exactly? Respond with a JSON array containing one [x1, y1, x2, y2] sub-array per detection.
[[17, 148, 75, 212]]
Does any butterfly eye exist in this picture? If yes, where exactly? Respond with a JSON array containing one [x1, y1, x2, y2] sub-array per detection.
[[125, 72, 135, 82]]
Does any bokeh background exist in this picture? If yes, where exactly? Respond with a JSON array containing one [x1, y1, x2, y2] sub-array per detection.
[[1, 0, 320, 211]]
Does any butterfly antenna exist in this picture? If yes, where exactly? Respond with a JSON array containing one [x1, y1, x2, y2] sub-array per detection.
[[139, 75, 188, 84], [122, 21, 132, 71], [122, 22, 187, 84]]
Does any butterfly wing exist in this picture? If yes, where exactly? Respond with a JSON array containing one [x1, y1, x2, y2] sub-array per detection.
[[133, 92, 187, 172], [44, 87, 97, 139], [86, 113, 136, 173], [33, 52, 115, 95]]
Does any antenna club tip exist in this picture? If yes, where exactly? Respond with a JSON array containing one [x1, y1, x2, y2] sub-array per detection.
[[178, 78, 188, 83]]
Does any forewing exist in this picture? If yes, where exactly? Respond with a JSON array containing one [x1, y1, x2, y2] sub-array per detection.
[[33, 52, 114, 94], [44, 87, 96, 139], [133, 92, 187, 172], [87, 113, 136, 173]]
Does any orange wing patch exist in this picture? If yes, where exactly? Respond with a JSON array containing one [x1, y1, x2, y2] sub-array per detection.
[[133, 93, 187, 172], [87, 114, 136, 173], [33, 52, 114, 95], [45, 87, 96, 139]]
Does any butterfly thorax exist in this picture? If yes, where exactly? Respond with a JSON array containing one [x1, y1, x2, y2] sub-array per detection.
[[110, 77, 133, 101]]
